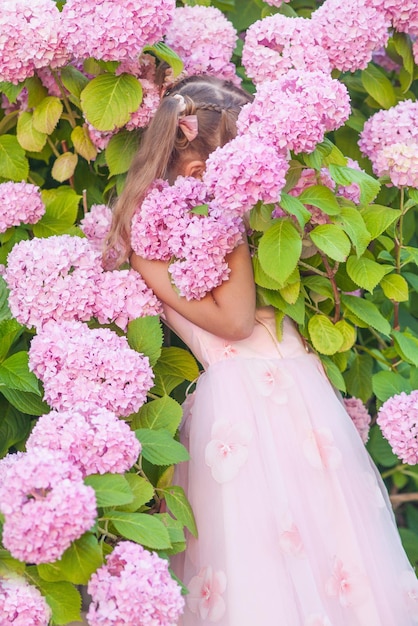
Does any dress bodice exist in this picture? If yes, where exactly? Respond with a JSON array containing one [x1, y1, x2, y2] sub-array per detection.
[[162, 305, 309, 370]]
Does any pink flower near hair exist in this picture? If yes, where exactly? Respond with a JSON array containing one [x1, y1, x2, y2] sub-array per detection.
[[375, 143, 418, 189], [61, 0, 175, 62], [26, 405, 141, 477], [165, 6, 239, 83], [365, 0, 418, 34], [80, 204, 113, 253], [312, 0, 390, 72], [0, 181, 45, 234], [28, 320, 154, 416], [125, 79, 161, 130], [204, 135, 289, 216], [87, 541, 185, 626], [377, 390, 418, 465], [0, 0, 67, 84], [0, 577, 51, 626], [242, 14, 331, 84], [87, 123, 116, 152], [0, 449, 96, 564], [343, 397, 371, 444], [237, 71, 350, 155]]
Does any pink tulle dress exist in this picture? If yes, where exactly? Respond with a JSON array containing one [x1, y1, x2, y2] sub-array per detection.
[[165, 305, 418, 626]]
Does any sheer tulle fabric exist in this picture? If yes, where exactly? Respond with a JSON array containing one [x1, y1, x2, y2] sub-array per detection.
[[165, 307, 418, 626]]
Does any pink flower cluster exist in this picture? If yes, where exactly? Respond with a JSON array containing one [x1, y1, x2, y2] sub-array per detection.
[[204, 135, 289, 215], [0, 577, 51, 626], [359, 100, 418, 185], [0, 181, 45, 234], [61, 0, 175, 62], [242, 14, 331, 84], [165, 6, 239, 83], [28, 320, 154, 417], [87, 541, 185, 626], [26, 405, 141, 477], [0, 448, 96, 564], [131, 176, 244, 299], [365, 0, 418, 35], [237, 70, 351, 155], [0, 0, 67, 84], [343, 397, 371, 444], [312, 0, 389, 72], [80, 203, 113, 253], [377, 390, 418, 464]]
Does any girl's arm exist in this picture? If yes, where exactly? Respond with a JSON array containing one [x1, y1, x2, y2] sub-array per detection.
[[130, 240, 256, 341]]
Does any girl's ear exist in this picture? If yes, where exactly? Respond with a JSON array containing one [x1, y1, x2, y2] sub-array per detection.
[[183, 159, 206, 180]]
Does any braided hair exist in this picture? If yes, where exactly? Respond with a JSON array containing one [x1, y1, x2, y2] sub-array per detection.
[[104, 75, 253, 268]]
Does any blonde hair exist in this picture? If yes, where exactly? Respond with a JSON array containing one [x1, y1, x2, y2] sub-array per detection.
[[104, 75, 252, 268]]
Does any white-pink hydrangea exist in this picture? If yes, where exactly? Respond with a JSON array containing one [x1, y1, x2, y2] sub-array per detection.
[[377, 390, 418, 464], [26, 405, 141, 477], [414, 40, 418, 65], [80, 204, 113, 253], [87, 541, 185, 626], [93, 268, 162, 330], [374, 143, 418, 188], [312, 0, 390, 72], [28, 320, 154, 416], [0, 181, 45, 234], [237, 71, 351, 155], [365, 0, 418, 34], [0, 0, 68, 84], [0, 449, 96, 564], [61, 0, 175, 62], [165, 6, 239, 83], [242, 14, 331, 84], [4, 235, 101, 330], [204, 134, 289, 215], [0, 577, 51, 626], [343, 397, 371, 444]]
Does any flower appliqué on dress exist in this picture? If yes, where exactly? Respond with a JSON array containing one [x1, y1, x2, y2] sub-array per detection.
[[325, 557, 368, 608], [279, 512, 304, 557], [302, 427, 342, 470], [205, 420, 252, 483], [253, 360, 293, 405], [305, 615, 333, 626], [187, 566, 227, 622]]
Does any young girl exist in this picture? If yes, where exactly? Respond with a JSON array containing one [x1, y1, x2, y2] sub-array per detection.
[[106, 75, 418, 626]]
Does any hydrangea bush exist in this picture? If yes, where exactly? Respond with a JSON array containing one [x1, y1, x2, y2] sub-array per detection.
[[0, 0, 417, 623]]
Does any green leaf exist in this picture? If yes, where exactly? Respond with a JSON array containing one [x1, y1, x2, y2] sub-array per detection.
[[320, 356, 346, 392], [81, 73, 143, 132], [0, 277, 12, 323], [253, 255, 283, 290], [105, 129, 139, 176], [105, 511, 171, 549], [71, 125, 97, 162], [367, 424, 398, 467], [391, 331, 418, 367], [328, 164, 380, 205], [335, 319, 356, 352], [360, 204, 401, 238], [380, 274, 409, 302], [336, 206, 371, 256], [0, 549, 25, 577], [136, 428, 189, 465], [116, 474, 155, 512], [303, 275, 334, 301], [279, 192, 311, 228], [0, 403, 31, 456], [0, 318, 23, 362], [399, 528, 418, 568], [0, 81, 25, 104], [308, 315, 344, 355], [302, 141, 333, 170], [346, 256, 389, 292], [35, 579, 81, 625], [159, 485, 198, 537], [157, 512, 186, 555], [0, 351, 40, 394], [361, 63, 397, 109], [0, 135, 29, 181], [127, 315, 163, 367], [341, 295, 391, 337], [152, 346, 199, 396], [33, 96, 63, 134], [25, 76, 48, 108], [51, 152, 78, 183], [37, 533, 103, 586], [143, 42, 184, 77], [310, 224, 351, 262], [33, 187, 81, 237], [84, 473, 134, 507], [132, 395, 183, 435], [344, 353, 373, 402], [0, 387, 50, 416], [60, 65, 90, 99], [190, 204, 209, 216], [372, 370, 412, 403], [248, 202, 273, 232], [393, 32, 415, 76], [16, 111, 47, 152], [258, 218, 302, 285], [298, 185, 341, 215]]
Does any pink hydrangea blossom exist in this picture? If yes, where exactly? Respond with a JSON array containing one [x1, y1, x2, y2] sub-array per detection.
[[165, 6, 239, 83], [37, 67, 62, 97], [93, 268, 162, 329], [80, 203, 113, 253], [0, 577, 51, 626], [87, 541, 184, 626], [28, 320, 154, 416], [125, 79, 161, 130], [312, 0, 390, 72], [61, 0, 175, 62], [263, 0, 291, 6], [0, 181, 45, 234], [186, 566, 227, 622], [242, 14, 331, 83], [377, 390, 418, 464], [87, 123, 116, 152], [365, 0, 418, 34], [343, 397, 371, 443], [337, 158, 363, 204], [237, 71, 350, 155], [26, 405, 141, 476], [414, 40, 418, 65], [0, 0, 68, 84], [203, 135, 289, 215], [375, 143, 418, 188], [0, 449, 96, 564], [4, 235, 101, 330]]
